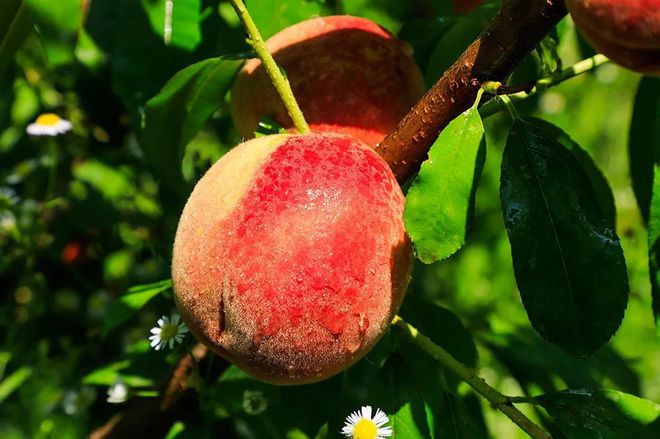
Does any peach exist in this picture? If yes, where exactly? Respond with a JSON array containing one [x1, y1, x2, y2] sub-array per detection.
[[230, 16, 425, 147], [171, 133, 412, 384], [567, 0, 660, 74]]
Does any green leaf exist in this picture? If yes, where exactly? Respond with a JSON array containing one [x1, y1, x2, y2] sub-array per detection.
[[404, 103, 486, 263], [649, 166, 660, 331], [398, 17, 455, 72], [26, 0, 83, 67], [534, 29, 561, 76], [0, 366, 32, 404], [0, 0, 32, 79], [425, 2, 499, 85], [140, 57, 240, 189], [371, 354, 432, 439], [629, 76, 660, 222], [537, 389, 660, 438], [102, 279, 172, 336], [140, 0, 202, 51], [247, 0, 328, 40], [73, 160, 135, 202], [530, 117, 616, 226], [500, 119, 628, 356]]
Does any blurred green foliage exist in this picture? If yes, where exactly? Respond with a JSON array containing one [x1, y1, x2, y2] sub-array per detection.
[[0, 0, 658, 438]]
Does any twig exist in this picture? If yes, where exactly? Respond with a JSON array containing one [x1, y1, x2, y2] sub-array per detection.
[[392, 316, 552, 439], [228, 0, 310, 133], [479, 54, 609, 117], [375, 0, 569, 183]]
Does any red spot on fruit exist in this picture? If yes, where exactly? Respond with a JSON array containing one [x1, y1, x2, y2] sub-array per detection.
[[172, 133, 412, 384]]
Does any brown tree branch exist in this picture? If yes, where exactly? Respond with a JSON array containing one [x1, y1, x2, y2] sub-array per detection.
[[89, 343, 208, 439], [375, 0, 568, 183]]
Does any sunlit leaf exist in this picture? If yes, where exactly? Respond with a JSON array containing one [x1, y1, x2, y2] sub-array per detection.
[[500, 119, 628, 356], [372, 354, 432, 439], [26, 0, 83, 67], [140, 57, 240, 189], [629, 76, 660, 222], [73, 160, 135, 202], [649, 166, 660, 331], [140, 0, 202, 51], [537, 389, 660, 438], [102, 279, 172, 336], [0, 367, 32, 404], [246, 0, 328, 39], [404, 103, 486, 263]]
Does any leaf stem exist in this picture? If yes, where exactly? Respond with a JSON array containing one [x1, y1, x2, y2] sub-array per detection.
[[228, 0, 310, 133], [499, 94, 521, 122], [391, 316, 552, 439], [480, 54, 609, 118]]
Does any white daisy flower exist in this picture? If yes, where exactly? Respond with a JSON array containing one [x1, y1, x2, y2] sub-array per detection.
[[342, 405, 392, 439], [106, 380, 129, 404], [149, 314, 188, 350], [26, 113, 72, 136]]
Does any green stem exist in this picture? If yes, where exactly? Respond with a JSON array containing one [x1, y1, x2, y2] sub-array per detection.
[[480, 54, 609, 118], [499, 94, 521, 122], [392, 316, 552, 439], [228, 0, 310, 134], [46, 138, 58, 200]]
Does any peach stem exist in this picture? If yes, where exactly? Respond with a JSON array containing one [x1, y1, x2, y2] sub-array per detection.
[[392, 315, 552, 439], [228, 0, 310, 134]]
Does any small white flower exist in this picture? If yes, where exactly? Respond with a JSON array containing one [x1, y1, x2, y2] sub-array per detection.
[[342, 405, 392, 439], [106, 380, 129, 404], [0, 187, 19, 206], [26, 113, 72, 136], [148, 314, 188, 350]]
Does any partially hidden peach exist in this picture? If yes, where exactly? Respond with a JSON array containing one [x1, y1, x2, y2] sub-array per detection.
[[567, 0, 660, 74], [172, 133, 412, 384], [230, 16, 425, 147]]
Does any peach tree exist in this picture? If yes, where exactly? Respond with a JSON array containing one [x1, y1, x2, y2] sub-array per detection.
[[0, 0, 658, 438]]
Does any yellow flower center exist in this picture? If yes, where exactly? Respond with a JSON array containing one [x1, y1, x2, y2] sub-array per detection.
[[35, 113, 62, 126], [160, 323, 178, 341], [353, 419, 378, 439]]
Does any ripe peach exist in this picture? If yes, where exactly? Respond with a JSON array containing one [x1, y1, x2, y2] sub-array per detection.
[[171, 133, 412, 384], [567, 0, 660, 74], [230, 16, 424, 147]]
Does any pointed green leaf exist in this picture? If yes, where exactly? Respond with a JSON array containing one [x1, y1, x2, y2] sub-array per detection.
[[500, 119, 628, 356], [0, 0, 32, 79], [537, 389, 660, 438], [140, 57, 240, 188], [0, 366, 32, 404], [649, 166, 660, 331], [629, 76, 660, 222], [102, 279, 172, 336], [404, 105, 486, 263], [371, 354, 432, 439], [530, 118, 616, 226]]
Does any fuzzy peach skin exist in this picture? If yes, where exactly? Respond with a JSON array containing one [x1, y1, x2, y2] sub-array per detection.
[[171, 133, 413, 384], [567, 0, 660, 74], [230, 16, 425, 147]]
